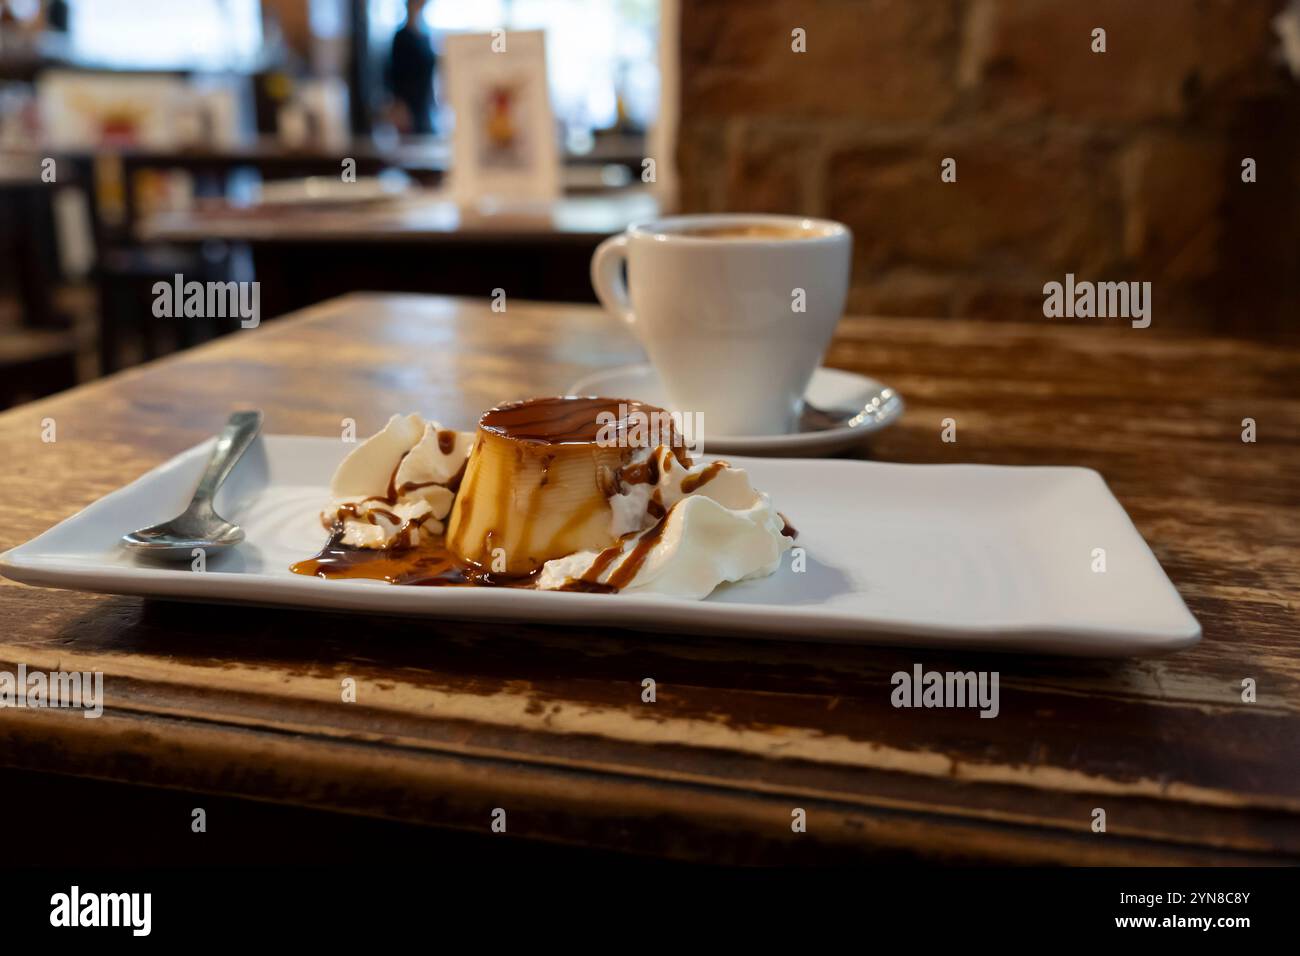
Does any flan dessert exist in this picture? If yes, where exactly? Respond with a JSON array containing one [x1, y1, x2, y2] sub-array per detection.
[[292, 396, 794, 598], [444, 396, 688, 579]]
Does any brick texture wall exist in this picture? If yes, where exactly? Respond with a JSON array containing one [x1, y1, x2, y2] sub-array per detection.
[[676, 0, 1300, 333]]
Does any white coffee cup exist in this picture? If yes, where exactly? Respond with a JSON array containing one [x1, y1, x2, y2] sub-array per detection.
[[590, 214, 851, 436]]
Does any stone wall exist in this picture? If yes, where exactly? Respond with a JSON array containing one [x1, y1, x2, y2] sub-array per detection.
[[676, 0, 1300, 332]]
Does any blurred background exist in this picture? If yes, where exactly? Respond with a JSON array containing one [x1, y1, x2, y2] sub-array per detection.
[[1, 0, 1297, 409]]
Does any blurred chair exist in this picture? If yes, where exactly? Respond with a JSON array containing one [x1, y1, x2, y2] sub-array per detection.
[[0, 154, 79, 407]]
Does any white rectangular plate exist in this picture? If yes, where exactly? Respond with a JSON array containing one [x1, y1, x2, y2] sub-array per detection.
[[0, 436, 1200, 656]]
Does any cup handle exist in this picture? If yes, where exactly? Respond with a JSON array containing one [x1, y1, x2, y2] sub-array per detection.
[[590, 233, 636, 334]]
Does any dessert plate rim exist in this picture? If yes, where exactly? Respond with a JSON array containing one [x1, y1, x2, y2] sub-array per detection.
[[0, 435, 1201, 658], [566, 363, 903, 456]]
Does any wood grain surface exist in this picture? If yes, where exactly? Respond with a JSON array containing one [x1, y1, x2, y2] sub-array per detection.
[[0, 293, 1297, 864]]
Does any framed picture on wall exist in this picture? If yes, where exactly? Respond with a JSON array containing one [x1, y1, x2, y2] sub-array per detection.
[[443, 30, 560, 203]]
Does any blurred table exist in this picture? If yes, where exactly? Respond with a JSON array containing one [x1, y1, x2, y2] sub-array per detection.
[[0, 138, 450, 243], [137, 189, 658, 314], [106, 132, 645, 182], [3, 136, 445, 183], [137, 188, 657, 245], [3, 134, 646, 232], [1, 293, 1297, 864]]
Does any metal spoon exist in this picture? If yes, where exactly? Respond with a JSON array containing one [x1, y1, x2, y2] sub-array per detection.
[[122, 410, 263, 559], [800, 385, 903, 433]]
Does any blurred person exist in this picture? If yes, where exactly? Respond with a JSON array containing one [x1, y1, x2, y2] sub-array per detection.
[[46, 0, 69, 33], [386, 0, 436, 135]]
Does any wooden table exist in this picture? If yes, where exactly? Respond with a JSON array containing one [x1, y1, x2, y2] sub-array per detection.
[[1, 293, 1297, 864]]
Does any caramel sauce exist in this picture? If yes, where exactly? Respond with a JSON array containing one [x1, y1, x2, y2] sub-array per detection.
[[446, 457, 468, 493], [480, 396, 693, 458], [392, 451, 468, 499], [613, 445, 696, 497], [620, 451, 660, 488], [395, 480, 440, 496], [553, 500, 679, 593], [384, 450, 409, 501], [330, 497, 422, 548], [680, 460, 727, 494], [553, 578, 618, 594], [290, 531, 543, 588], [576, 540, 624, 583], [291, 532, 467, 585], [607, 509, 673, 590], [482, 396, 659, 444], [647, 489, 665, 520]]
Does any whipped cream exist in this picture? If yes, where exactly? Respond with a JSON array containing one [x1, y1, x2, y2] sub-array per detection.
[[325, 413, 473, 548], [538, 446, 793, 599]]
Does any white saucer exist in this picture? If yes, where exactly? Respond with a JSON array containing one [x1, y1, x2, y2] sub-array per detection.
[[566, 363, 904, 456]]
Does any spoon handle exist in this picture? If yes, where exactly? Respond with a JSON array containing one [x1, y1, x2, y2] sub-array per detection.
[[190, 410, 263, 508]]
